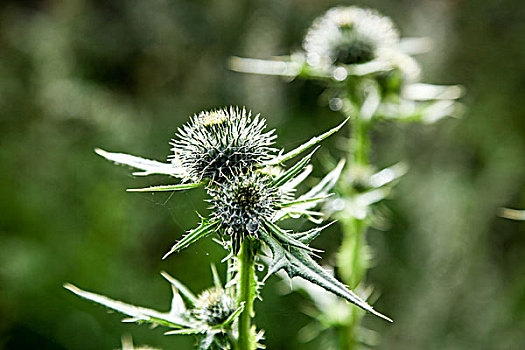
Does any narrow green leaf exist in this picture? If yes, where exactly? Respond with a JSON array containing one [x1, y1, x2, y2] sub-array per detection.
[[281, 164, 312, 191], [264, 119, 348, 166], [165, 328, 204, 335], [161, 271, 197, 309], [95, 148, 182, 177], [260, 231, 286, 282], [344, 60, 392, 76], [302, 159, 345, 199], [369, 163, 408, 188], [258, 232, 392, 322], [163, 220, 220, 259], [229, 55, 333, 81], [210, 264, 222, 290], [228, 56, 302, 77], [127, 182, 203, 192], [280, 194, 334, 209], [63, 283, 192, 328], [499, 208, 525, 221], [215, 303, 245, 329], [275, 208, 324, 224], [274, 161, 343, 222], [263, 219, 320, 254], [272, 150, 315, 188], [168, 285, 187, 317], [403, 83, 464, 101], [290, 222, 335, 245]]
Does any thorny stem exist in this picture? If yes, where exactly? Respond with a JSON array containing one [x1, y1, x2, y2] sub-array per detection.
[[236, 239, 257, 350]]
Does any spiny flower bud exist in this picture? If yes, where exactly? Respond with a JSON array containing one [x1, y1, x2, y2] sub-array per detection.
[[303, 6, 399, 68], [170, 107, 276, 183], [193, 287, 236, 326], [208, 173, 282, 253]]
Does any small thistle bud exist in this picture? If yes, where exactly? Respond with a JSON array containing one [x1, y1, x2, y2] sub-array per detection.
[[193, 287, 236, 326], [303, 6, 399, 68], [170, 107, 276, 182], [208, 173, 282, 252]]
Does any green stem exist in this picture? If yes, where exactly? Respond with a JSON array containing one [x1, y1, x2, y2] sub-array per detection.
[[338, 217, 367, 288], [337, 217, 367, 350], [350, 110, 370, 166], [336, 108, 371, 350], [236, 239, 257, 350], [338, 322, 358, 350]]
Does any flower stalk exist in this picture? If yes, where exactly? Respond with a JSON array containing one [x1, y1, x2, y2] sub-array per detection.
[[337, 216, 367, 290], [236, 239, 258, 350], [335, 103, 374, 349], [349, 109, 370, 167]]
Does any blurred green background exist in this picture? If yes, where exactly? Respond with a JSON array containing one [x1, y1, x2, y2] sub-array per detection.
[[1, 0, 524, 349]]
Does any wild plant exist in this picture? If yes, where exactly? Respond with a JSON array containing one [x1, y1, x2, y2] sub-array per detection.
[[65, 107, 391, 349]]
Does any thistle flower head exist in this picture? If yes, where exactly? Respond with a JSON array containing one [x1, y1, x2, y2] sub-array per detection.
[[193, 287, 236, 326], [170, 107, 276, 183], [303, 6, 399, 68], [208, 172, 282, 252]]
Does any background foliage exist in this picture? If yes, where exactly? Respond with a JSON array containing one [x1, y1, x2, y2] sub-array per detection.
[[1, 0, 524, 349]]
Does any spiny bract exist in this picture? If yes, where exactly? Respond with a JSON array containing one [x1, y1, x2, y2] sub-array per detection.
[[303, 6, 399, 68], [170, 107, 276, 183]]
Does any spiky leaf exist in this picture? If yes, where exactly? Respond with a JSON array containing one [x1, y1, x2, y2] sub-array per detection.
[[281, 164, 312, 191], [499, 208, 525, 221], [217, 303, 245, 328], [63, 283, 192, 328], [300, 159, 345, 200], [161, 271, 198, 309], [264, 119, 348, 166], [274, 160, 343, 222], [228, 56, 303, 78], [210, 264, 223, 290], [290, 222, 335, 245], [127, 183, 203, 192], [163, 219, 220, 259], [271, 151, 315, 188], [262, 219, 320, 254], [280, 194, 334, 209], [165, 328, 204, 335], [258, 231, 392, 322], [95, 148, 182, 177]]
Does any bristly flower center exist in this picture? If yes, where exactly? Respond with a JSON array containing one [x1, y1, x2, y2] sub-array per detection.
[[333, 39, 375, 65], [332, 25, 375, 65], [170, 107, 276, 183]]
